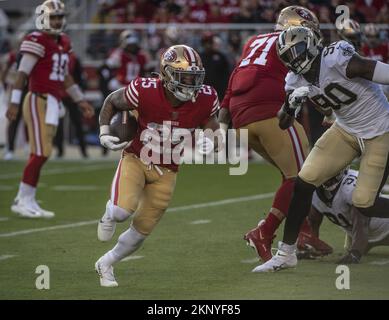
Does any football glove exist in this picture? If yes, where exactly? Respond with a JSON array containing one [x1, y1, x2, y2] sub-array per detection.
[[336, 249, 361, 264], [288, 86, 311, 117], [100, 134, 129, 151]]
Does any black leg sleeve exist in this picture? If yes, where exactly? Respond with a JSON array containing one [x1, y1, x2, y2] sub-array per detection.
[[282, 176, 316, 245]]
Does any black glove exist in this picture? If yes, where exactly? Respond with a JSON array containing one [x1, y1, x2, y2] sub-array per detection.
[[336, 249, 362, 264]]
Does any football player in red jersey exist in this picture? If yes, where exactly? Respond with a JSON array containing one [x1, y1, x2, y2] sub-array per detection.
[[106, 30, 149, 91], [6, 0, 94, 219], [218, 6, 333, 262], [94, 45, 221, 287]]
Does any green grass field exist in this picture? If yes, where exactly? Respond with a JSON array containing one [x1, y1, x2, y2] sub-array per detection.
[[0, 160, 389, 300]]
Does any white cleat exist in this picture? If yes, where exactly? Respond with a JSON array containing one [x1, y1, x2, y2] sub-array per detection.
[[97, 205, 116, 242], [252, 241, 297, 273], [95, 258, 118, 287], [3, 151, 15, 161], [11, 199, 55, 219]]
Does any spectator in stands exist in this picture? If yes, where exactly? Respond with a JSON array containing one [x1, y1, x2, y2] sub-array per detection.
[[356, 0, 386, 23], [200, 32, 231, 99]]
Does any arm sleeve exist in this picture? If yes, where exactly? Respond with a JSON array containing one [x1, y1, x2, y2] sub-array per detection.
[[18, 53, 39, 75], [124, 78, 140, 108], [20, 35, 45, 58]]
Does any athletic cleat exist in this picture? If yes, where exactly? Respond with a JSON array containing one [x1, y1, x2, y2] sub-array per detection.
[[244, 220, 275, 262], [11, 199, 55, 219], [252, 242, 297, 272], [297, 231, 333, 258], [97, 202, 116, 242], [95, 258, 118, 287], [3, 151, 15, 161]]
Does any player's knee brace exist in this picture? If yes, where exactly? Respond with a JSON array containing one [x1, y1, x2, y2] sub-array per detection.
[[107, 200, 133, 222]]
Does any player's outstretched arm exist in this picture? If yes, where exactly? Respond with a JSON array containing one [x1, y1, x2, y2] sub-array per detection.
[[218, 107, 231, 132], [64, 74, 94, 119], [6, 53, 37, 121], [346, 54, 389, 84]]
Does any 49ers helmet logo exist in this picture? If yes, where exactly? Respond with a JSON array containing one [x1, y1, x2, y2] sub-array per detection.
[[295, 8, 313, 21], [163, 49, 177, 63]]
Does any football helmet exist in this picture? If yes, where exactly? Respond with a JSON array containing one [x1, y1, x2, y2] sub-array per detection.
[[160, 45, 205, 102], [277, 26, 322, 75], [337, 19, 362, 49], [275, 5, 322, 41], [38, 0, 66, 35]]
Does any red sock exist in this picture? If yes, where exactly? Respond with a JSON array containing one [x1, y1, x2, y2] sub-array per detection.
[[263, 178, 295, 235], [300, 218, 312, 234], [22, 154, 48, 187]]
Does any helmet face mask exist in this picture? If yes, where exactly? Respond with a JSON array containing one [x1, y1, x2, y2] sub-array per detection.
[[160, 45, 205, 102], [277, 26, 321, 75]]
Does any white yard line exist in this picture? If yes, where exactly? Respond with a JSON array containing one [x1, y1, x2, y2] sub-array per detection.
[[190, 219, 211, 225], [0, 217, 10, 222], [0, 164, 115, 180], [0, 255, 17, 261], [0, 192, 274, 238], [51, 185, 106, 191], [370, 259, 389, 266]]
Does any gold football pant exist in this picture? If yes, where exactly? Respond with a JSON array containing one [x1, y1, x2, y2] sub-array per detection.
[[110, 152, 177, 235], [238, 117, 310, 178], [300, 124, 389, 208], [23, 92, 57, 157]]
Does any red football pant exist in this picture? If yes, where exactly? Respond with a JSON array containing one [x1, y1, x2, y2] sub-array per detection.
[[22, 154, 48, 187]]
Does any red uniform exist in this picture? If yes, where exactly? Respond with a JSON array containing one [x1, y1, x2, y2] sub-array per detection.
[[221, 32, 288, 128], [124, 77, 219, 171], [107, 48, 147, 86], [20, 31, 72, 100], [361, 43, 389, 62]]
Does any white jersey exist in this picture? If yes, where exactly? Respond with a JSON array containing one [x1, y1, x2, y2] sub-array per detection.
[[312, 169, 389, 243], [285, 40, 389, 139]]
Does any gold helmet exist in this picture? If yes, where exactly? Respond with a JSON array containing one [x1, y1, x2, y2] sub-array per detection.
[[337, 19, 362, 49], [275, 6, 321, 40], [37, 0, 66, 35], [277, 26, 322, 75], [160, 45, 205, 102]]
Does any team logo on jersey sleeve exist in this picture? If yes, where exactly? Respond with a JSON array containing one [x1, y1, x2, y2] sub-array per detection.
[[338, 42, 355, 56]]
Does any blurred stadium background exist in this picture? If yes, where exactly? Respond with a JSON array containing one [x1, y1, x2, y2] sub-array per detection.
[[1, 0, 388, 160]]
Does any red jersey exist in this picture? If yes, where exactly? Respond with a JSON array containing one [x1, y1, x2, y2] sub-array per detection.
[[20, 31, 72, 100], [221, 32, 288, 128], [361, 43, 389, 63], [124, 77, 220, 171], [107, 48, 147, 86]]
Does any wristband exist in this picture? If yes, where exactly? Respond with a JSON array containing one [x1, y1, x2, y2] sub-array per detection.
[[66, 84, 85, 103], [11, 89, 22, 104]]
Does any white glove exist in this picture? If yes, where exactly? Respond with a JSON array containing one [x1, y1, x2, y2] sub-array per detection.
[[196, 132, 214, 155], [100, 135, 129, 151], [288, 86, 311, 117]]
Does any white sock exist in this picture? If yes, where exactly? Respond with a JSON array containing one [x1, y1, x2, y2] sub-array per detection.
[[279, 241, 296, 254], [101, 227, 146, 266], [16, 182, 36, 201]]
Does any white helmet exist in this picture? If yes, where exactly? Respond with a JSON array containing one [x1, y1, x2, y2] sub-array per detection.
[[277, 26, 322, 74], [37, 0, 66, 35]]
